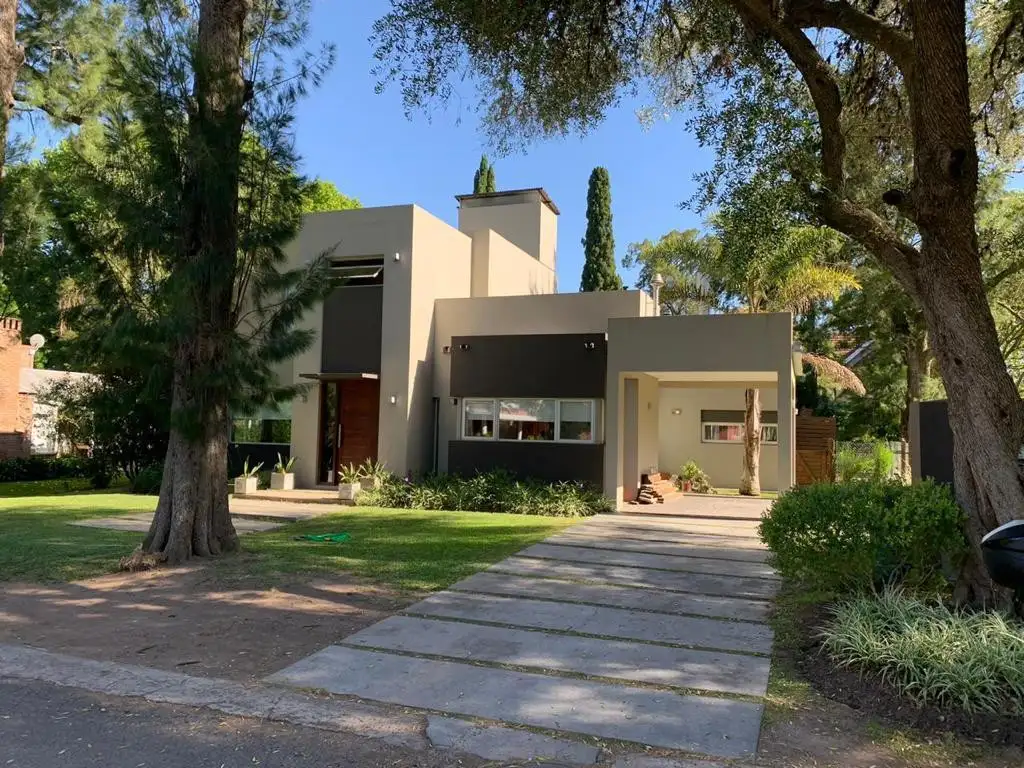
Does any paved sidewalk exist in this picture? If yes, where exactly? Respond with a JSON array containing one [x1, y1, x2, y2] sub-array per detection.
[[270, 506, 777, 762]]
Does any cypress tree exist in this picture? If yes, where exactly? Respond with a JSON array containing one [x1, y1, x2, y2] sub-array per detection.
[[484, 163, 496, 193], [580, 167, 622, 292], [473, 155, 491, 193]]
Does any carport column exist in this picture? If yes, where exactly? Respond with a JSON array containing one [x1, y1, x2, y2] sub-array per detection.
[[777, 363, 795, 492], [603, 373, 624, 506]]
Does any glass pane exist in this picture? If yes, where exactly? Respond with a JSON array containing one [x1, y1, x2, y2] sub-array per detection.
[[704, 423, 742, 442], [559, 400, 593, 441], [761, 425, 778, 443], [232, 418, 262, 443], [464, 400, 494, 438], [498, 399, 555, 441]]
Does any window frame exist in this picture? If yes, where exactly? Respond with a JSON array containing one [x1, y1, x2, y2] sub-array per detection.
[[701, 421, 779, 445], [461, 398, 599, 444]]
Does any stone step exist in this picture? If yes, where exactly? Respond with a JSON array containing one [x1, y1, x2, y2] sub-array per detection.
[[343, 615, 771, 697], [490, 557, 780, 600], [450, 571, 771, 622], [268, 646, 764, 759], [404, 591, 774, 654], [520, 544, 779, 581]]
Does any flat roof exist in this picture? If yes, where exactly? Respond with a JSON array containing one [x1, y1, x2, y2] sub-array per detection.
[[454, 188, 560, 215]]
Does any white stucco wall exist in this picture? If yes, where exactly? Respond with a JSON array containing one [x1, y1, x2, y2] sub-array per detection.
[[658, 385, 780, 491]]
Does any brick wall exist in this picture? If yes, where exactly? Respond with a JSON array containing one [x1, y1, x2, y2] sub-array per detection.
[[0, 318, 35, 459]]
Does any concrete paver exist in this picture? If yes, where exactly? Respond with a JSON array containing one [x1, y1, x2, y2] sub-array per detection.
[[344, 615, 771, 696], [522, 543, 778, 580], [450, 572, 770, 622], [490, 556, 780, 599], [588, 517, 762, 537], [545, 531, 771, 562], [267, 645, 764, 758], [405, 592, 773, 654], [426, 716, 600, 764]]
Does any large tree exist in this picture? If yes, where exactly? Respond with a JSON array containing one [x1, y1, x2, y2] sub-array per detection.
[[473, 154, 496, 193], [580, 166, 622, 291], [372, 0, 1024, 605]]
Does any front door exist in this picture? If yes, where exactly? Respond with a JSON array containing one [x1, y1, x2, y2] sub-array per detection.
[[317, 379, 380, 484]]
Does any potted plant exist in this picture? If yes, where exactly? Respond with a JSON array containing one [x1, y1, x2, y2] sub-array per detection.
[[679, 460, 715, 495], [337, 463, 362, 501], [234, 458, 263, 496], [358, 458, 386, 490], [271, 453, 296, 491]]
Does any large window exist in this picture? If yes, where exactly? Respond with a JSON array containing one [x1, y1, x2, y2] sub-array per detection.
[[231, 418, 292, 444], [463, 399, 598, 443], [701, 421, 778, 445]]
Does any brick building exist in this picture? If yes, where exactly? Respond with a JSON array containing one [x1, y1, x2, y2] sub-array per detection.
[[0, 318, 37, 459]]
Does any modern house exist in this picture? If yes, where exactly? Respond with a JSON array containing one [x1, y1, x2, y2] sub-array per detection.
[[241, 188, 798, 503]]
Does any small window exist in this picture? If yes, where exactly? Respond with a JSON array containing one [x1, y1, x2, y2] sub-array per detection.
[[701, 422, 778, 444], [499, 399, 556, 441], [463, 399, 496, 438], [328, 256, 384, 286], [559, 400, 594, 442]]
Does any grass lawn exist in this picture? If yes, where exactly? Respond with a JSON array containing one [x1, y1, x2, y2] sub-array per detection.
[[0, 493, 156, 582], [0, 493, 580, 590]]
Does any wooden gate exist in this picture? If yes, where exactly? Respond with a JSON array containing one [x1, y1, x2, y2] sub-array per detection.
[[795, 414, 836, 485]]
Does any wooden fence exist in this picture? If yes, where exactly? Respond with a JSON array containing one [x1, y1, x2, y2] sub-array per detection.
[[795, 414, 837, 485]]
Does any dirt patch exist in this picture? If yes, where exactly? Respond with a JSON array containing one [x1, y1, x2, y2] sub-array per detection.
[[0, 561, 413, 681], [757, 599, 1024, 768]]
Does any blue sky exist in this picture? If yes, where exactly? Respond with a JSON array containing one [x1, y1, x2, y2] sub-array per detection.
[[294, 0, 711, 291]]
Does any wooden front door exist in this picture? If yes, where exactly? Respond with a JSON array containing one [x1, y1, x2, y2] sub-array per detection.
[[317, 379, 380, 484], [337, 379, 380, 469]]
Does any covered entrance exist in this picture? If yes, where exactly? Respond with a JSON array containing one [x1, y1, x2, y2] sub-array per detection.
[[316, 378, 380, 484]]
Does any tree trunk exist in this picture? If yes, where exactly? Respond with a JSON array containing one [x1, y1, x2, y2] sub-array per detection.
[[739, 388, 761, 496], [142, 0, 250, 565], [0, 0, 24, 264], [906, 0, 1024, 605]]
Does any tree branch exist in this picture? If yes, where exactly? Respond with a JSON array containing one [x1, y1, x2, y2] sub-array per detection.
[[783, 0, 914, 74]]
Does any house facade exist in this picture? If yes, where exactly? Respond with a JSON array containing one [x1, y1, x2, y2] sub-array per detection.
[[250, 188, 797, 503]]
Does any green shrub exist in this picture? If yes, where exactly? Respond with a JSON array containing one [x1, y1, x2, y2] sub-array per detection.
[[822, 589, 1024, 715], [130, 464, 163, 495], [870, 441, 895, 483], [357, 470, 612, 517], [835, 447, 872, 482], [0, 456, 92, 483], [759, 480, 966, 593], [679, 460, 714, 494]]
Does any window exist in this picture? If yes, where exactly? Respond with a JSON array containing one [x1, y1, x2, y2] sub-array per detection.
[[499, 399, 556, 441], [328, 256, 384, 286], [231, 418, 292, 444], [701, 422, 778, 444], [463, 399, 496, 438], [559, 400, 594, 441], [462, 399, 598, 443]]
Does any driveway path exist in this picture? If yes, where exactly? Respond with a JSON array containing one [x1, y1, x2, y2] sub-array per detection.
[[270, 501, 777, 763]]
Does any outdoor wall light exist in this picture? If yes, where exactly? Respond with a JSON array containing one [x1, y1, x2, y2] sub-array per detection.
[[393, 252, 401, 262], [583, 341, 596, 350], [389, 395, 398, 405], [451, 397, 459, 406], [459, 343, 470, 351], [443, 345, 451, 354], [671, 408, 682, 415]]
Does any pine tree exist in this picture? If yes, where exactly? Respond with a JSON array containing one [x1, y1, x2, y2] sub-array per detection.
[[580, 167, 622, 292], [473, 154, 496, 193]]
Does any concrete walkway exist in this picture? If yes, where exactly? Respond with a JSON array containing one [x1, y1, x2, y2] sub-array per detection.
[[269, 502, 777, 763]]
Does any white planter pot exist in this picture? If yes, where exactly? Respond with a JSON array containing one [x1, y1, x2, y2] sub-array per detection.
[[234, 476, 258, 495], [270, 472, 295, 491], [338, 482, 361, 501]]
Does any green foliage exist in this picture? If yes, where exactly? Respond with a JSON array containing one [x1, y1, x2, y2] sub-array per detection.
[[759, 481, 967, 594], [679, 460, 714, 494], [835, 441, 897, 483], [240, 458, 264, 479], [130, 464, 163, 495], [357, 458, 387, 480], [835, 447, 873, 483], [822, 589, 1024, 716], [473, 155, 496, 194], [337, 462, 362, 485], [0, 456, 92, 482], [622, 229, 716, 315], [301, 179, 361, 213], [274, 453, 296, 473], [358, 470, 612, 517], [580, 167, 622, 292]]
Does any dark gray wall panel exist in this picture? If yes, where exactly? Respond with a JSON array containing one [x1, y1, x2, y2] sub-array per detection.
[[910, 400, 954, 488], [448, 441, 604, 488], [450, 333, 606, 398], [322, 286, 383, 374]]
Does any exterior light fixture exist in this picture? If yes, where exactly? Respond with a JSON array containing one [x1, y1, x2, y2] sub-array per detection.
[[389, 395, 398, 405], [583, 341, 596, 350], [671, 408, 682, 415], [393, 252, 401, 262], [443, 345, 451, 354], [459, 343, 470, 351]]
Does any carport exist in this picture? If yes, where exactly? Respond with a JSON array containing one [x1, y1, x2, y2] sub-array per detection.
[[603, 313, 797, 505]]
